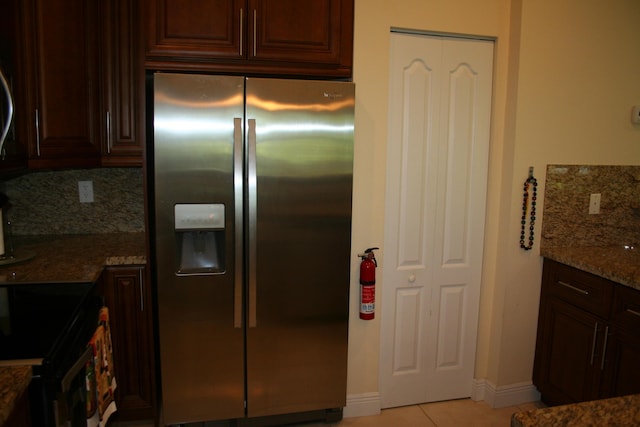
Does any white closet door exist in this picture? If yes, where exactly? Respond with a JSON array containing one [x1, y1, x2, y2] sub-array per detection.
[[380, 32, 493, 408]]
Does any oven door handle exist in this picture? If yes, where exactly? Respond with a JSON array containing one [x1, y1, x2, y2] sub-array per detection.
[[61, 346, 92, 393], [0, 68, 14, 157]]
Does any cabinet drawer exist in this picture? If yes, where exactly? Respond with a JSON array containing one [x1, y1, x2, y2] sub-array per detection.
[[611, 285, 640, 332], [543, 259, 613, 318]]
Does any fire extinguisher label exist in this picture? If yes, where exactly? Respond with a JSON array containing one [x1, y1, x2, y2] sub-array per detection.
[[361, 285, 375, 314]]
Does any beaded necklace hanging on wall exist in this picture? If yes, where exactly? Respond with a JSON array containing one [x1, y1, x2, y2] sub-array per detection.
[[520, 167, 537, 251]]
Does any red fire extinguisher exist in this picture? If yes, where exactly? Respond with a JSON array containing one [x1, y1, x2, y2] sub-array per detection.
[[359, 247, 378, 320]]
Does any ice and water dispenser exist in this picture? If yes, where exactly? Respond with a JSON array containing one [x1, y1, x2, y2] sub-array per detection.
[[174, 204, 226, 275]]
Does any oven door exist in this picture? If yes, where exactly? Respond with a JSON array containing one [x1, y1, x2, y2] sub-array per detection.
[[15, 285, 103, 427], [53, 346, 93, 427]]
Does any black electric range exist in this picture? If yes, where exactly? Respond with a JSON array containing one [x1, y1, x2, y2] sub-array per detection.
[[0, 281, 102, 426]]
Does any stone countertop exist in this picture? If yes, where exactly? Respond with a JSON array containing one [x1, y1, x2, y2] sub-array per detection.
[[511, 394, 640, 426], [540, 245, 640, 291], [0, 233, 146, 284], [0, 366, 32, 426]]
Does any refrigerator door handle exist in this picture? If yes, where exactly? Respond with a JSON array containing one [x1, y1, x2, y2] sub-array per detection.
[[248, 118, 258, 328], [234, 117, 244, 328]]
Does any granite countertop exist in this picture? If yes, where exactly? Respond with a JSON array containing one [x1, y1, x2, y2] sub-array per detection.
[[0, 366, 32, 426], [540, 245, 640, 291], [0, 232, 147, 284], [511, 394, 640, 426]]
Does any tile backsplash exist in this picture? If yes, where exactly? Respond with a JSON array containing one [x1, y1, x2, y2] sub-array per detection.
[[541, 165, 640, 248], [1, 168, 145, 235]]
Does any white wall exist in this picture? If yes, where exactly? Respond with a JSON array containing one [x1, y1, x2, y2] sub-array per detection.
[[347, 0, 640, 410]]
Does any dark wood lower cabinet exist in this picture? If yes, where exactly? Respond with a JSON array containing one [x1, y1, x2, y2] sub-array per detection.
[[534, 259, 640, 406], [601, 329, 640, 397], [601, 284, 640, 398], [102, 265, 156, 422], [533, 297, 603, 404]]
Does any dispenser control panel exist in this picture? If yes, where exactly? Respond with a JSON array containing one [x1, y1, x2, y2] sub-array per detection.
[[175, 204, 225, 230]]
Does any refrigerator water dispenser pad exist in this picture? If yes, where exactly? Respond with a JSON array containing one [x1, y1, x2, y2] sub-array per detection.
[[175, 204, 226, 275]]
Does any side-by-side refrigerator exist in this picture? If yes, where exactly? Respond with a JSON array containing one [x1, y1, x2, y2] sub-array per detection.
[[151, 72, 354, 425]]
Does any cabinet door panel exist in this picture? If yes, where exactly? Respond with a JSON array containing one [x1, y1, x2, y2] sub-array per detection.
[[534, 298, 603, 405], [101, 0, 143, 166], [144, 0, 353, 77], [601, 330, 640, 398], [103, 266, 156, 421], [147, 0, 244, 59], [250, 0, 350, 65], [604, 286, 640, 398], [23, 0, 101, 167]]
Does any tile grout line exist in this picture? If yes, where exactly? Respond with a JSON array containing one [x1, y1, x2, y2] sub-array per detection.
[[417, 404, 439, 426]]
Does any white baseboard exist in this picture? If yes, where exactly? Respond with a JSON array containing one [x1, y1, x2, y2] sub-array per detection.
[[343, 392, 381, 418], [343, 380, 539, 418], [472, 378, 541, 408]]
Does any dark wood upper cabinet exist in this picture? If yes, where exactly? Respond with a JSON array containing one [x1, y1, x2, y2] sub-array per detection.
[[250, 0, 347, 65], [101, 0, 144, 166], [146, 0, 244, 60], [15, 0, 143, 170], [20, 0, 102, 169], [145, 0, 354, 78]]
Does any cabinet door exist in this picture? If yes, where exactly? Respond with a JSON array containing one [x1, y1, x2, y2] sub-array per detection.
[[146, 0, 244, 60], [601, 329, 640, 398], [103, 266, 156, 421], [533, 297, 604, 405], [101, 0, 143, 166], [602, 285, 640, 398], [20, 0, 102, 169], [144, 0, 353, 77], [249, 0, 352, 66]]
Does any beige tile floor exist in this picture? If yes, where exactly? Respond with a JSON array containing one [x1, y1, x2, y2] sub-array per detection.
[[112, 398, 544, 426], [326, 399, 543, 426]]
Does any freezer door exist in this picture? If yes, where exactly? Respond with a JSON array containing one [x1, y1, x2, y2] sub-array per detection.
[[245, 78, 354, 417], [153, 73, 245, 424]]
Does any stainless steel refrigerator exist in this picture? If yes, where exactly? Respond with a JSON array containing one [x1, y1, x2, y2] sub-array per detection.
[[151, 72, 354, 425]]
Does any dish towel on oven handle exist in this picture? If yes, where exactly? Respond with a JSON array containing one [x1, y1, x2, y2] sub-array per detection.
[[86, 306, 117, 427]]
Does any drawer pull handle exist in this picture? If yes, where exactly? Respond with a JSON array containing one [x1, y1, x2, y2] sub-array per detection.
[[626, 308, 640, 318], [558, 280, 589, 295]]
